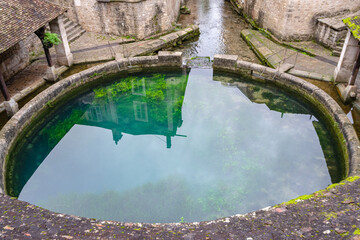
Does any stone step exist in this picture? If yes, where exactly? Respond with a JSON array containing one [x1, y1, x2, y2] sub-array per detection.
[[68, 28, 86, 43], [66, 23, 80, 35], [62, 16, 86, 43], [332, 50, 342, 57], [64, 19, 72, 30], [334, 46, 343, 51]]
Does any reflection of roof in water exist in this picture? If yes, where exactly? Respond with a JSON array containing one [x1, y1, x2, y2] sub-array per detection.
[[235, 82, 310, 115]]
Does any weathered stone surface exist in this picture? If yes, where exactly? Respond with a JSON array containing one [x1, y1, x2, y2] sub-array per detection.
[[158, 51, 183, 66], [128, 56, 159, 66], [213, 54, 238, 69], [4, 99, 18, 117], [0, 176, 360, 238], [57, 0, 181, 40], [233, 0, 359, 41]]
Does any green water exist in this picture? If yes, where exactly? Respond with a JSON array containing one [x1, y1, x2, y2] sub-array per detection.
[[6, 69, 344, 223]]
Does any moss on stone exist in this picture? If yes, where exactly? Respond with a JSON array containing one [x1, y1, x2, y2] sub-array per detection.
[[276, 176, 360, 207], [322, 212, 338, 220], [354, 228, 360, 235], [343, 16, 360, 40]]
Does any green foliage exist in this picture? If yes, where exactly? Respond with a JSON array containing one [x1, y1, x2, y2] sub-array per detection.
[[43, 32, 62, 47], [43, 109, 85, 148]]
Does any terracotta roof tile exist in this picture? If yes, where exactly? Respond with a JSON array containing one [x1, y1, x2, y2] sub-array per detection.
[[0, 0, 64, 54]]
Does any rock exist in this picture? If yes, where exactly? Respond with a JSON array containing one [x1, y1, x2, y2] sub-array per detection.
[[342, 199, 355, 204], [180, 6, 191, 14], [335, 228, 347, 234], [323, 230, 331, 234], [300, 227, 312, 233], [4, 226, 14, 230]]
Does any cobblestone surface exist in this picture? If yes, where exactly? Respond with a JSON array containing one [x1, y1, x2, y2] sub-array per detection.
[[0, 177, 360, 239]]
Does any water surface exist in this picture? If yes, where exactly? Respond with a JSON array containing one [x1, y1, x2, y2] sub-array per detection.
[[7, 69, 344, 223]]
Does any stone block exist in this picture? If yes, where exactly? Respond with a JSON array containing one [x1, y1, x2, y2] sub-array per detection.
[[301, 81, 317, 95], [313, 89, 333, 107], [128, 56, 159, 66], [334, 112, 352, 130], [160, 33, 179, 43], [44, 66, 58, 82], [158, 51, 183, 67], [342, 123, 359, 142], [4, 98, 19, 117], [236, 60, 253, 70], [213, 54, 238, 69]]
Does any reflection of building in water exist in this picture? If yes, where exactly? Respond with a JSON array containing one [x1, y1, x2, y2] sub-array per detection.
[[234, 81, 310, 115], [230, 79, 345, 183], [79, 72, 189, 148]]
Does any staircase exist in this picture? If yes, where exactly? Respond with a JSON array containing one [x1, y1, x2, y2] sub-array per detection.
[[315, 14, 347, 57], [63, 17, 86, 43], [332, 38, 345, 57]]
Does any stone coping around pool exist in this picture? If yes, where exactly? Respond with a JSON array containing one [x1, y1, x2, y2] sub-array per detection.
[[0, 53, 360, 239]]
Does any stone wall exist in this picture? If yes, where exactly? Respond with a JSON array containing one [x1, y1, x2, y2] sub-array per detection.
[[0, 34, 43, 82], [54, 0, 181, 39], [233, 0, 360, 41]]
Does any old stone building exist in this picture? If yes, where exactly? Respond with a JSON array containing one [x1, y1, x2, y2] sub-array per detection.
[[231, 0, 360, 41], [0, 0, 73, 115], [52, 0, 183, 40]]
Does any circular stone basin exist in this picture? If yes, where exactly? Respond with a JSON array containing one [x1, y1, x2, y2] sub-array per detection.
[[5, 68, 345, 223]]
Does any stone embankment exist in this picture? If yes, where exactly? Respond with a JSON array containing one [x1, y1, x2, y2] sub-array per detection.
[[0, 53, 359, 239], [241, 29, 337, 82]]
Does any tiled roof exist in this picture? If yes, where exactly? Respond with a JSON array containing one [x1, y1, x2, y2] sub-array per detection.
[[0, 0, 64, 54], [343, 16, 360, 41]]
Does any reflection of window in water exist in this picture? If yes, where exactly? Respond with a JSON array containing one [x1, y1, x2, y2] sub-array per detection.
[[86, 106, 103, 122], [132, 78, 146, 96], [133, 101, 148, 122]]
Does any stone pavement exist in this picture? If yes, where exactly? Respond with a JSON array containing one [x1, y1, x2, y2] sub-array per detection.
[[241, 29, 339, 82]]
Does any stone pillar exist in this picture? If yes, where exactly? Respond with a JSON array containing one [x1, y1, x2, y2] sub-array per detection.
[[334, 30, 360, 83], [49, 15, 73, 67]]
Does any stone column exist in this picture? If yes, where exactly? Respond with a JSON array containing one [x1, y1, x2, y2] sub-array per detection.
[[49, 15, 73, 67], [334, 30, 360, 83]]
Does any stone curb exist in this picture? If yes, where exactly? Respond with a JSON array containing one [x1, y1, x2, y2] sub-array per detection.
[[213, 54, 360, 177]]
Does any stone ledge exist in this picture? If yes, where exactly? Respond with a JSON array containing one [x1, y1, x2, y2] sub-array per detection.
[[213, 54, 238, 69], [158, 51, 183, 67]]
